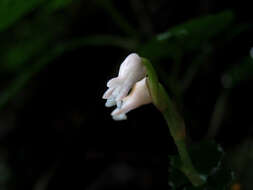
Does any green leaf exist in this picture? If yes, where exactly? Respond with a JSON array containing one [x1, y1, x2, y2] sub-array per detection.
[[169, 160, 189, 189], [95, 0, 137, 36], [139, 36, 181, 62], [183, 168, 234, 190], [0, 0, 44, 32], [41, 0, 73, 14], [222, 56, 253, 88], [169, 141, 228, 189], [207, 167, 234, 190], [221, 23, 253, 43], [0, 35, 135, 109], [158, 10, 235, 50], [139, 11, 234, 61], [189, 141, 224, 176], [0, 0, 75, 32], [0, 35, 51, 72]]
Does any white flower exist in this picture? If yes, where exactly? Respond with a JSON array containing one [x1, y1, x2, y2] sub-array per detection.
[[102, 53, 146, 107], [111, 77, 152, 118], [103, 53, 152, 121]]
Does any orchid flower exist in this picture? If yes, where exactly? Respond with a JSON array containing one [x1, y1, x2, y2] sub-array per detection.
[[102, 53, 148, 120], [102, 53, 206, 186]]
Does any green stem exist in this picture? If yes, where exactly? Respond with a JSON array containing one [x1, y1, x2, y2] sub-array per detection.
[[163, 108, 206, 186], [141, 57, 205, 187]]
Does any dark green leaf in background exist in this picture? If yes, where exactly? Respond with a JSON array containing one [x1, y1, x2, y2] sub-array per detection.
[[222, 56, 253, 89], [158, 10, 235, 51], [169, 141, 234, 189], [42, 0, 73, 13], [0, 0, 44, 32], [140, 10, 235, 62]]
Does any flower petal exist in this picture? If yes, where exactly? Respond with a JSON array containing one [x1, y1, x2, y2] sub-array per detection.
[[105, 96, 117, 107], [115, 85, 131, 102], [107, 77, 119, 88], [102, 87, 115, 99], [111, 77, 152, 116], [112, 114, 127, 121], [111, 98, 135, 116]]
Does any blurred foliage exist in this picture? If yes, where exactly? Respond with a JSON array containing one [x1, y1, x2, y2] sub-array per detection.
[[139, 11, 234, 61], [42, 0, 72, 13], [0, 9, 239, 110], [0, 147, 10, 189], [222, 56, 253, 89], [169, 141, 234, 190], [226, 139, 253, 190], [0, 0, 253, 190], [0, 0, 43, 32], [95, 0, 138, 36], [0, 0, 73, 73]]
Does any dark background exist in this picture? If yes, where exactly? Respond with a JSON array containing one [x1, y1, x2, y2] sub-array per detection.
[[0, 0, 252, 190]]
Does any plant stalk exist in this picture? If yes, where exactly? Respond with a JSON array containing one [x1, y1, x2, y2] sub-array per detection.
[[141, 57, 205, 186], [163, 107, 206, 186]]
